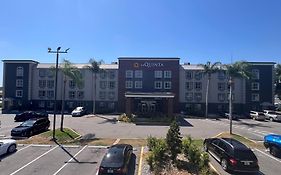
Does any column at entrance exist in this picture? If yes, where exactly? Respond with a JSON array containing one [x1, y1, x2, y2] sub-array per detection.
[[167, 98, 173, 117], [125, 97, 133, 116]]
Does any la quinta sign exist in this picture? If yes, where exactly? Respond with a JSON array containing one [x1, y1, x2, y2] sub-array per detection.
[[141, 62, 164, 68]]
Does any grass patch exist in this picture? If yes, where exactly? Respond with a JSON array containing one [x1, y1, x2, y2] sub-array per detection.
[[87, 138, 116, 146], [41, 128, 80, 143], [217, 132, 264, 149], [118, 139, 147, 147]]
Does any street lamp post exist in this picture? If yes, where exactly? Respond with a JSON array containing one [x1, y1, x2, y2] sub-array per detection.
[[48, 47, 70, 140]]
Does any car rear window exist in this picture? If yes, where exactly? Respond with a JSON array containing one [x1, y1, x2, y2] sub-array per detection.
[[21, 120, 36, 127], [234, 149, 256, 159], [103, 148, 124, 163]]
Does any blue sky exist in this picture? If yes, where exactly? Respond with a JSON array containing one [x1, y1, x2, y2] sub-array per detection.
[[1, 0, 281, 86]]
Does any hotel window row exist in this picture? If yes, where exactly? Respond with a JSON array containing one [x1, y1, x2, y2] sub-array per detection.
[[16, 79, 23, 87], [154, 70, 172, 78], [39, 69, 54, 78], [154, 81, 172, 89], [185, 82, 202, 91], [185, 92, 202, 101], [125, 70, 172, 79], [39, 80, 55, 89], [100, 81, 116, 89], [100, 71, 116, 79], [185, 71, 226, 80], [99, 91, 115, 100]]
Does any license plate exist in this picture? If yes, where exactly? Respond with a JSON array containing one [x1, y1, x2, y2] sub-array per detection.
[[244, 162, 250, 165], [107, 169, 113, 173]]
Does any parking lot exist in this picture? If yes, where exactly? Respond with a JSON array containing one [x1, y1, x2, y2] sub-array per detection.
[[0, 144, 140, 175]]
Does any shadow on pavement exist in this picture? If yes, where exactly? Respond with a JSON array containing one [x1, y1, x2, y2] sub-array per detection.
[[95, 115, 117, 124], [236, 121, 271, 128], [0, 151, 17, 161], [177, 117, 193, 127]]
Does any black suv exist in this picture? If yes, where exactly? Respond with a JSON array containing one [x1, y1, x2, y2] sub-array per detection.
[[14, 111, 48, 122], [204, 138, 259, 173], [11, 118, 50, 137], [98, 144, 133, 175]]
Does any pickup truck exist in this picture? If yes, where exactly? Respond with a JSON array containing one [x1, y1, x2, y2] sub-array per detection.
[[263, 110, 281, 122], [264, 134, 281, 157]]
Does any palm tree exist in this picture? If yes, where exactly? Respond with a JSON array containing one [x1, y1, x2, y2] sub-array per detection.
[[198, 61, 221, 118], [60, 59, 83, 131], [84, 59, 104, 115], [224, 61, 251, 134]]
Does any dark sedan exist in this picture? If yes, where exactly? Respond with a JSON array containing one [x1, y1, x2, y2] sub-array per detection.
[[11, 118, 50, 137], [204, 137, 259, 173], [98, 144, 133, 175], [14, 111, 48, 122]]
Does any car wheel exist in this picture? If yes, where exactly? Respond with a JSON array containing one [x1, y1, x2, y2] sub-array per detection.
[[7, 144, 16, 153], [29, 131, 33, 137], [270, 117, 274, 122], [221, 158, 229, 171], [270, 146, 279, 157], [203, 143, 208, 152]]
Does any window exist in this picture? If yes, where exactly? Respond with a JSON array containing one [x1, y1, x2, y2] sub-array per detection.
[[218, 93, 225, 101], [69, 91, 75, 99], [39, 69, 46, 77], [251, 82, 259, 90], [194, 93, 202, 101], [39, 80, 46, 88], [16, 67, 23, 76], [154, 81, 162, 89], [252, 69, 259, 80], [47, 91, 54, 99], [77, 101, 84, 107], [109, 81, 115, 89], [164, 71, 172, 78], [47, 80, 54, 88], [108, 102, 115, 109], [99, 91, 106, 99], [164, 81, 171, 89], [16, 79, 23, 87], [68, 102, 74, 108], [185, 92, 193, 101], [47, 70, 54, 78], [218, 83, 225, 91], [99, 102, 105, 108], [227, 83, 235, 91], [194, 104, 202, 111], [185, 82, 193, 91], [218, 71, 225, 80], [100, 72, 107, 79], [135, 81, 143, 89], [16, 90, 23, 97], [38, 90, 45, 98], [227, 93, 235, 101], [77, 91, 84, 99], [69, 80, 76, 89], [109, 71, 115, 79], [100, 81, 107, 89], [251, 94, 259, 101], [39, 101, 45, 108], [125, 81, 133, 89], [194, 71, 202, 80], [185, 71, 193, 79], [154, 70, 162, 78], [195, 82, 202, 90], [108, 92, 115, 100], [47, 101, 54, 108], [135, 70, 143, 78], [125, 70, 133, 78]]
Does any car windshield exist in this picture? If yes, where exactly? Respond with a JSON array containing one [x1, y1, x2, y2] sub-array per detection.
[[102, 149, 124, 163], [20, 120, 36, 127]]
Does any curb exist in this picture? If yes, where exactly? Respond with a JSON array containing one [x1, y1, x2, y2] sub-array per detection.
[[208, 162, 221, 175], [67, 128, 82, 140]]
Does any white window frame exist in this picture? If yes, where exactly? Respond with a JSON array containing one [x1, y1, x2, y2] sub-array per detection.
[[99, 91, 106, 99], [164, 81, 171, 89], [194, 71, 202, 80], [218, 83, 225, 91], [39, 80, 46, 88], [251, 82, 259, 90], [251, 93, 260, 101], [16, 79, 23, 87], [185, 71, 192, 79], [135, 81, 143, 89], [69, 80, 76, 89], [195, 82, 202, 91], [218, 93, 225, 101], [100, 72, 107, 79], [135, 70, 143, 78], [185, 92, 193, 101], [194, 93, 202, 101], [69, 91, 75, 99], [16, 67, 24, 77], [109, 81, 115, 89], [164, 71, 172, 78], [16, 90, 23, 97], [77, 91, 84, 99], [125, 81, 133, 89], [39, 101, 45, 108], [108, 92, 115, 100], [39, 69, 46, 77], [185, 82, 193, 91], [154, 81, 162, 89], [154, 70, 162, 78], [125, 70, 133, 78], [109, 71, 115, 79], [252, 69, 260, 80], [47, 80, 54, 89], [100, 81, 107, 89], [38, 90, 45, 99], [47, 90, 54, 99]]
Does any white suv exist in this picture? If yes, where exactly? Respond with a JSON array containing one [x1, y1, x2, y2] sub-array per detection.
[[264, 110, 281, 122], [250, 111, 266, 121]]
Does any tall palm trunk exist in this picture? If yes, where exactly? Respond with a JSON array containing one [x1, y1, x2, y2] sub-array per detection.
[[205, 74, 211, 118], [93, 73, 97, 114], [229, 76, 233, 134], [60, 76, 66, 131]]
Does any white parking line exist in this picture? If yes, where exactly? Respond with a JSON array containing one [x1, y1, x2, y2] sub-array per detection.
[[10, 145, 58, 175], [255, 149, 281, 164], [17, 144, 32, 152], [52, 145, 87, 175]]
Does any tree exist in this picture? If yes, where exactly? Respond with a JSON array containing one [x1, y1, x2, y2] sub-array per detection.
[[275, 64, 281, 99], [224, 61, 251, 134], [166, 120, 182, 163], [84, 59, 103, 114], [198, 61, 221, 118], [60, 59, 83, 131]]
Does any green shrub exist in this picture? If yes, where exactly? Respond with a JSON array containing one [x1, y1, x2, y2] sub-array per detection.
[[199, 152, 210, 169], [147, 135, 158, 151], [117, 113, 136, 122], [166, 120, 182, 163], [182, 136, 192, 155]]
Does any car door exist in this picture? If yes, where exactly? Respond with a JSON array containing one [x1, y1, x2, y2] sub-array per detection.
[[217, 141, 228, 160], [0, 142, 4, 155], [209, 139, 220, 160]]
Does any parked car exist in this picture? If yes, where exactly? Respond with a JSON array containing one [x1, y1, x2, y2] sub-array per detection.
[[250, 111, 266, 121], [14, 111, 48, 122], [11, 118, 50, 137], [224, 112, 239, 120], [71, 107, 87, 117], [264, 134, 281, 157], [98, 144, 133, 175], [203, 137, 259, 173], [0, 139, 17, 156], [264, 110, 281, 122]]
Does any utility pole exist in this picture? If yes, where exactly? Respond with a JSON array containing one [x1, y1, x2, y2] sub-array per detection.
[[48, 47, 70, 140]]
